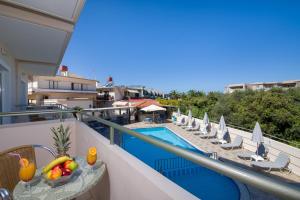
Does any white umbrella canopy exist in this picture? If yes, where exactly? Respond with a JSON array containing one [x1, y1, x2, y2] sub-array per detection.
[[252, 122, 264, 144], [187, 110, 193, 127], [217, 115, 227, 139], [219, 115, 226, 131], [177, 107, 181, 116], [141, 104, 166, 122], [141, 104, 166, 112], [203, 112, 209, 125]]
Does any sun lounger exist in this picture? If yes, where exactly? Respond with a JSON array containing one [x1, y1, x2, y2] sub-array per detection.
[[250, 152, 290, 172], [199, 123, 209, 133], [186, 122, 200, 131], [199, 128, 217, 138], [211, 130, 230, 144], [237, 144, 268, 160], [221, 135, 243, 149], [182, 118, 194, 129], [176, 117, 186, 126], [211, 138, 228, 144]]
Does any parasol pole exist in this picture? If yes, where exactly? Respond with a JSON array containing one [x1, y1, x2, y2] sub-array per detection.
[[152, 111, 154, 123]]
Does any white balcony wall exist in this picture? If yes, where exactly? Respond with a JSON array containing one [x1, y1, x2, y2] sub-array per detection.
[[0, 119, 198, 200], [0, 119, 77, 167]]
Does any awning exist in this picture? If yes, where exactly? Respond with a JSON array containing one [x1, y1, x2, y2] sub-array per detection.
[[127, 89, 139, 94], [141, 104, 166, 112]]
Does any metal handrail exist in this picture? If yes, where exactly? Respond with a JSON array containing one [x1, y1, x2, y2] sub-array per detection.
[[0, 188, 10, 200], [0, 109, 75, 117], [81, 112, 300, 200], [0, 110, 300, 199], [32, 144, 57, 157]]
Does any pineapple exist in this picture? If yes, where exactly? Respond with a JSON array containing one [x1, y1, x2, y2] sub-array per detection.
[[51, 124, 71, 157]]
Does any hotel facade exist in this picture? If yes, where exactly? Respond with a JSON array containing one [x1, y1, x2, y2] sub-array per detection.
[[225, 80, 300, 93]]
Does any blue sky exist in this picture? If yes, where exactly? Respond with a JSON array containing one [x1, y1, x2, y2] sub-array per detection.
[[62, 0, 300, 92]]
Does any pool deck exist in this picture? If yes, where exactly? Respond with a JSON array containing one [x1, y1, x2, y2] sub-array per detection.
[[125, 122, 300, 200]]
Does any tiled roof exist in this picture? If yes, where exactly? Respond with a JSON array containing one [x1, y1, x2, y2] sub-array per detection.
[[129, 99, 161, 108]]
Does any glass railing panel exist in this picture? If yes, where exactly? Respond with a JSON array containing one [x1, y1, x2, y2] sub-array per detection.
[[0, 111, 75, 125]]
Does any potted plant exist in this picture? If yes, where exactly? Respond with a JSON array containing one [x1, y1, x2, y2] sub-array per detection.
[[51, 124, 71, 157], [72, 106, 83, 120]]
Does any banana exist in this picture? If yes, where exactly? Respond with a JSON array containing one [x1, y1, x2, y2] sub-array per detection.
[[42, 156, 72, 174]]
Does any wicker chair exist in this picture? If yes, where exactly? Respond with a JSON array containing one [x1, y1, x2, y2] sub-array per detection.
[[0, 145, 56, 193]]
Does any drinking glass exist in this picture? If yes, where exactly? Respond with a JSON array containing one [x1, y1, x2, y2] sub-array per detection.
[[86, 147, 97, 172], [19, 158, 36, 190]]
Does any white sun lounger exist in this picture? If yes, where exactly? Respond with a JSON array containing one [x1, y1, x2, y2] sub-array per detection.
[[251, 152, 290, 172], [199, 128, 217, 138], [176, 117, 186, 126], [237, 144, 268, 160], [221, 135, 243, 149], [186, 122, 200, 131]]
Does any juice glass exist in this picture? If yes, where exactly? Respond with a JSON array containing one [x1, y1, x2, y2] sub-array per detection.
[[86, 147, 97, 172], [19, 158, 36, 190]]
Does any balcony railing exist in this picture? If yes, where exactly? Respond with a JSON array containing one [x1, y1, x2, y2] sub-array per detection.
[[0, 110, 300, 200]]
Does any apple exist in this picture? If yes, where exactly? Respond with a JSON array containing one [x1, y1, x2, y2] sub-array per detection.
[[63, 160, 73, 169], [64, 160, 78, 171], [52, 164, 63, 171], [68, 161, 78, 171], [62, 168, 72, 176]]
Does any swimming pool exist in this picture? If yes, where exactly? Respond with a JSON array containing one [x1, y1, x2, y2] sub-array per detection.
[[121, 127, 240, 200]]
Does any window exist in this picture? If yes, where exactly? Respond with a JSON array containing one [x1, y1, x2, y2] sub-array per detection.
[[49, 81, 58, 89], [81, 84, 88, 91], [71, 82, 81, 90]]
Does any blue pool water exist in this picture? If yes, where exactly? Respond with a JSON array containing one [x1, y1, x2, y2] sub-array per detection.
[[121, 127, 240, 200]]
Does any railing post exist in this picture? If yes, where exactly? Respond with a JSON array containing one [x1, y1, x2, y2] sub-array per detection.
[[110, 127, 115, 145], [59, 111, 63, 122], [78, 111, 83, 121]]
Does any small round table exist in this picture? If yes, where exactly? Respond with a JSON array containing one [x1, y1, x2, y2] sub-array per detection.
[[13, 157, 106, 200]]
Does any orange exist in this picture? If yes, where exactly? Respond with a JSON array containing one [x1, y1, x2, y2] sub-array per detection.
[[19, 158, 29, 167], [88, 147, 97, 156]]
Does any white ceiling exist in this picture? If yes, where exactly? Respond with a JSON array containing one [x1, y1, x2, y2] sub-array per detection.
[[6, 0, 80, 21], [0, 15, 67, 63], [0, 0, 85, 75]]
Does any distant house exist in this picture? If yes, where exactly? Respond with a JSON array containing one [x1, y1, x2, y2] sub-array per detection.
[[225, 80, 300, 93], [28, 66, 98, 109], [96, 77, 164, 107]]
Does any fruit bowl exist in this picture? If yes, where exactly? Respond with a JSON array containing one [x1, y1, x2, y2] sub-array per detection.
[[42, 156, 79, 187], [44, 168, 78, 187]]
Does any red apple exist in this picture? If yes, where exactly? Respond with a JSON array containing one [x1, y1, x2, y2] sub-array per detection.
[[52, 164, 63, 171], [63, 160, 73, 169]]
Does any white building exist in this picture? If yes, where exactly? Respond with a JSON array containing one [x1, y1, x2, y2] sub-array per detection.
[[0, 0, 85, 112], [28, 66, 98, 109], [225, 80, 300, 93]]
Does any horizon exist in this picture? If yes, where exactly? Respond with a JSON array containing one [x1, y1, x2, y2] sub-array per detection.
[[62, 0, 300, 93]]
